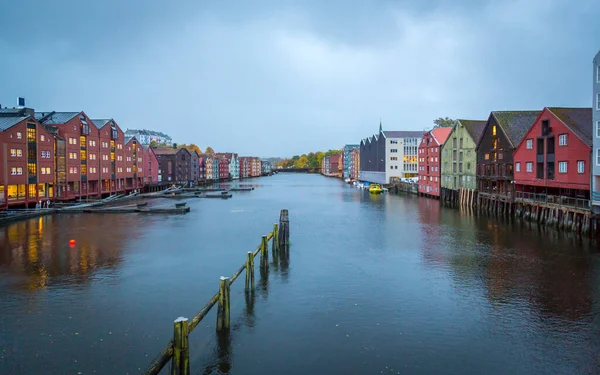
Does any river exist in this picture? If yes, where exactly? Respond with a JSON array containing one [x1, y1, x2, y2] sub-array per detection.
[[1, 173, 599, 375]]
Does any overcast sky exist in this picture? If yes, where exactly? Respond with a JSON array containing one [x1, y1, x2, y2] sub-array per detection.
[[1, 0, 598, 157]]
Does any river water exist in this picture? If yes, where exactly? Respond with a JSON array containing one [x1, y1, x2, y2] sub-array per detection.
[[1, 173, 599, 375]]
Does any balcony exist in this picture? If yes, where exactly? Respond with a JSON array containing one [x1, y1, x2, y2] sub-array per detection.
[[515, 191, 590, 210]]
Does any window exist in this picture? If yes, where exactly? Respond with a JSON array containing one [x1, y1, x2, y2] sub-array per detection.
[[597, 149, 600, 166], [390, 157, 398, 161], [492, 125, 497, 136], [498, 152, 503, 160], [103, 154, 109, 161], [16, 132, 22, 139], [89, 153, 96, 160], [10, 148, 22, 157], [577, 160, 584, 174], [69, 167, 78, 174], [90, 167, 96, 174], [41, 135, 45, 142], [89, 140, 96, 147], [526, 139, 533, 149], [516, 162, 521, 172], [390, 140, 398, 144], [558, 161, 567, 173], [597, 121, 600, 138], [390, 149, 398, 153], [597, 93, 600, 110], [558, 134, 568, 146], [526, 162, 533, 172], [484, 153, 489, 160], [69, 137, 77, 145]]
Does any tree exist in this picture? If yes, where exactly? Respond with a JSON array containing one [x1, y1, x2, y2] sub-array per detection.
[[187, 143, 202, 154], [172, 143, 178, 149], [296, 156, 309, 168], [205, 146, 215, 154], [433, 117, 459, 128], [149, 140, 158, 147]]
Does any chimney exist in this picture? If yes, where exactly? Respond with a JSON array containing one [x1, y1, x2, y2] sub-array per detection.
[[17, 97, 25, 107]]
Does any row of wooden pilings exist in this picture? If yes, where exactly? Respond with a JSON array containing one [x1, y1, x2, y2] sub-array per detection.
[[440, 187, 477, 209], [439, 189, 597, 236], [514, 203, 593, 235], [144, 209, 290, 375]]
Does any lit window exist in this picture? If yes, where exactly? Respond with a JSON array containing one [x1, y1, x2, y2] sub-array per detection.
[[492, 126, 497, 136], [558, 161, 567, 173], [516, 162, 521, 172], [577, 161, 584, 174], [484, 153, 490, 160], [526, 139, 533, 149], [16, 132, 22, 139], [41, 135, 45, 142], [10, 149, 16, 157], [558, 134, 568, 146]]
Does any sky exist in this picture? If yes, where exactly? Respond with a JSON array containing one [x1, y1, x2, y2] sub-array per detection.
[[1, 0, 598, 157]]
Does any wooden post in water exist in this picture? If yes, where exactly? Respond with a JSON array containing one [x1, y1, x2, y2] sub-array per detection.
[[217, 276, 230, 331], [260, 235, 269, 270], [245, 251, 254, 292], [172, 317, 190, 375], [279, 209, 290, 250], [273, 223, 279, 252]]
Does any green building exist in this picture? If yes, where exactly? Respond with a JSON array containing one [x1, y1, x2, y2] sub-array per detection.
[[440, 120, 487, 191]]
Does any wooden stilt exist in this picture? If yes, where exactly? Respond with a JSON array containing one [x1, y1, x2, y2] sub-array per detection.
[[172, 317, 190, 375], [217, 276, 230, 331]]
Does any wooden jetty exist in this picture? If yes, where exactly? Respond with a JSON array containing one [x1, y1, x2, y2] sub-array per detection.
[[229, 187, 254, 191], [144, 209, 290, 375], [0, 209, 55, 225], [58, 204, 190, 214]]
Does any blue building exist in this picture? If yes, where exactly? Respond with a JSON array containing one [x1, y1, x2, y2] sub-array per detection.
[[343, 144, 359, 179]]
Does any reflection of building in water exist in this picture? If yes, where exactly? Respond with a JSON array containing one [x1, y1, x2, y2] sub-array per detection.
[[0, 215, 143, 291]]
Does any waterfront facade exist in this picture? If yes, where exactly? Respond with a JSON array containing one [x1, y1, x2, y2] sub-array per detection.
[[124, 129, 172, 145], [205, 156, 214, 180], [476, 111, 541, 202], [418, 128, 452, 197], [513, 108, 593, 208], [0, 108, 56, 208], [350, 148, 360, 180], [342, 145, 359, 179], [360, 124, 422, 184], [142, 145, 159, 184], [215, 153, 239, 179], [440, 120, 486, 191], [593, 50, 600, 212]]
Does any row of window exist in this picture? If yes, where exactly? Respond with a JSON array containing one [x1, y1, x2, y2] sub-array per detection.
[[419, 147, 439, 153], [515, 161, 585, 174], [444, 175, 473, 182], [419, 166, 439, 172], [419, 157, 439, 163], [419, 176, 439, 182], [10, 149, 52, 158]]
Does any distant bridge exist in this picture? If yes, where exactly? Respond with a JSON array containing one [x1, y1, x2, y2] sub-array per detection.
[[276, 168, 319, 173]]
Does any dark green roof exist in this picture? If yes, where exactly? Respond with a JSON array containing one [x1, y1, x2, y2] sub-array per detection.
[[547, 107, 593, 147], [491, 111, 542, 147], [458, 120, 487, 144]]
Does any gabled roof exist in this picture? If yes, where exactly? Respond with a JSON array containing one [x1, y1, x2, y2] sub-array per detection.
[[491, 111, 542, 147], [382, 130, 423, 138], [91, 119, 112, 128], [153, 147, 178, 155], [547, 107, 593, 147], [36, 111, 79, 124], [458, 120, 487, 144], [430, 127, 453, 145], [0, 116, 29, 131], [594, 49, 600, 63]]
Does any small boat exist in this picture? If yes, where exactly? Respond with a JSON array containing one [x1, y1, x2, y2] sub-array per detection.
[[369, 184, 383, 194]]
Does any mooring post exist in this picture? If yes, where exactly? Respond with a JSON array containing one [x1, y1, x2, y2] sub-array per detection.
[[273, 223, 279, 252], [172, 317, 190, 375], [245, 251, 254, 292], [260, 235, 269, 270], [278, 209, 289, 250], [217, 276, 230, 331]]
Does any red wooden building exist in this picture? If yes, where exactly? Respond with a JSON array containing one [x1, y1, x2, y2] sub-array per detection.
[[513, 107, 592, 208], [142, 145, 159, 184], [418, 127, 452, 197], [37, 111, 100, 200], [0, 107, 56, 208]]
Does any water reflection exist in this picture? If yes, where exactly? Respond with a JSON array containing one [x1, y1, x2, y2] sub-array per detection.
[[0, 214, 145, 292]]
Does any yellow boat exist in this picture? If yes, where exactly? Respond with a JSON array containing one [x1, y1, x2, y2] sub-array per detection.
[[369, 184, 383, 194]]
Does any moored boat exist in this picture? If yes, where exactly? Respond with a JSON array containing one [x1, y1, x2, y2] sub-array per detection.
[[369, 184, 383, 194]]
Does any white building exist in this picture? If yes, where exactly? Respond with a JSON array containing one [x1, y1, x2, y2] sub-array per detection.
[[124, 129, 172, 145], [360, 123, 422, 184], [593, 49, 600, 212]]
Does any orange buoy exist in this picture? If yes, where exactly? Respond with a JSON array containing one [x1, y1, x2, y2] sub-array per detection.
[[69, 239, 76, 246]]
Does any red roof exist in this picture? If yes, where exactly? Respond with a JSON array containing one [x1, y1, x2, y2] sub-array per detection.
[[431, 127, 453, 145]]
